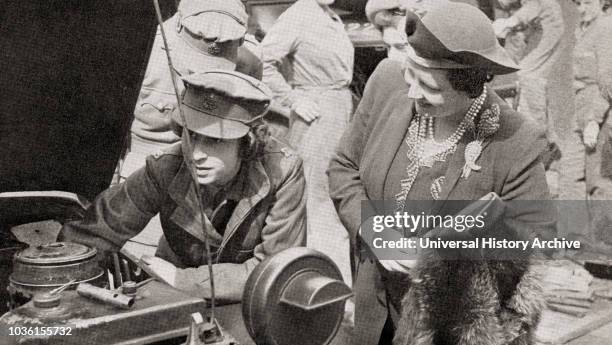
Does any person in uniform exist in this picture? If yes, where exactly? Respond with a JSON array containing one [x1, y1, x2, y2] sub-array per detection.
[[116, 0, 263, 249], [328, 3, 554, 344], [120, 0, 261, 183], [365, 0, 496, 61], [60, 70, 307, 302], [560, 0, 612, 248], [260, 0, 354, 284], [492, 0, 565, 156]]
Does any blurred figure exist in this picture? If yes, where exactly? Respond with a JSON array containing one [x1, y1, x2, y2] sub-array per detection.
[[365, 0, 492, 61], [261, 0, 354, 284], [365, 0, 411, 61], [560, 0, 612, 247], [493, 0, 565, 153]]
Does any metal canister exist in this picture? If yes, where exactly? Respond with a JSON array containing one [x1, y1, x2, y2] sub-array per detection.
[[8, 242, 104, 308]]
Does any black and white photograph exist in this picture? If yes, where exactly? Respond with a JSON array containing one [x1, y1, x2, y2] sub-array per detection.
[[1, 0, 612, 344]]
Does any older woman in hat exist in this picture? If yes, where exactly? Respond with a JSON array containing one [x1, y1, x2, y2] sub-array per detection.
[[61, 70, 306, 303], [328, 2, 555, 344]]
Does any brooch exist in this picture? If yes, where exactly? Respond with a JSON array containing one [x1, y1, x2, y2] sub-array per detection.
[[461, 104, 500, 179], [430, 176, 446, 200]]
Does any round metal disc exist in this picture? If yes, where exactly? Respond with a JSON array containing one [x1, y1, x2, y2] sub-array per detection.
[[242, 247, 346, 345], [16, 242, 97, 265]]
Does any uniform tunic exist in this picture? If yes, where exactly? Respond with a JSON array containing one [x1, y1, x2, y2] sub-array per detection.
[[261, 0, 354, 283], [504, 0, 566, 146], [125, 16, 262, 179], [60, 142, 306, 303], [118, 17, 262, 246]]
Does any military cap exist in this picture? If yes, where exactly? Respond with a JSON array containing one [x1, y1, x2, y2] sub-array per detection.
[[178, 0, 248, 43], [173, 70, 271, 139], [404, 1, 519, 74]]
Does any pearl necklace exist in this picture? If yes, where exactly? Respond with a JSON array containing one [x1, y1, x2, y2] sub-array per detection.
[[418, 86, 487, 167], [395, 86, 488, 211]]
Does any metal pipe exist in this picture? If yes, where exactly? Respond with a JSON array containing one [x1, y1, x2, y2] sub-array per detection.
[[77, 283, 134, 309]]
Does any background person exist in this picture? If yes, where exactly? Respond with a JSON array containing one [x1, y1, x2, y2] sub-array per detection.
[[121, 0, 260, 182], [328, 3, 555, 344], [492, 0, 565, 155], [60, 70, 307, 302], [365, 0, 494, 61], [560, 0, 612, 249], [261, 0, 354, 285], [115, 0, 263, 250]]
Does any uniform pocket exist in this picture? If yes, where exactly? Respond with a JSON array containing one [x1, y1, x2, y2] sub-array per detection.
[[135, 98, 176, 126]]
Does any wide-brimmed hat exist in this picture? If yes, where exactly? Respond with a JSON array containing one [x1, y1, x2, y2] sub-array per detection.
[[172, 70, 271, 139], [404, 1, 519, 75]]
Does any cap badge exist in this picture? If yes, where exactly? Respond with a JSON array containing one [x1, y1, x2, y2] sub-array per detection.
[[200, 94, 217, 111], [207, 42, 222, 56]]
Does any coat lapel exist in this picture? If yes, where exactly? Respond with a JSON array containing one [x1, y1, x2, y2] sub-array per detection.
[[167, 162, 223, 246], [220, 160, 270, 247], [365, 97, 415, 200], [437, 92, 497, 201]]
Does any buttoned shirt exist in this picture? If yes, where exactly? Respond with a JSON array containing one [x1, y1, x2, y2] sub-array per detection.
[[261, 0, 354, 108]]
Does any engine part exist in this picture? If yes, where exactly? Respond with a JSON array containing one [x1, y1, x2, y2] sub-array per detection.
[[76, 283, 135, 309], [8, 242, 104, 308], [0, 280, 208, 345], [184, 313, 238, 345], [242, 247, 352, 345]]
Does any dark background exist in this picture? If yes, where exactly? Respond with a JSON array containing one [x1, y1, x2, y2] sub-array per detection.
[[0, 0, 176, 200]]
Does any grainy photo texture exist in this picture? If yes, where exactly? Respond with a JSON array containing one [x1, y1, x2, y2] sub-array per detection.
[[1, 1, 612, 345]]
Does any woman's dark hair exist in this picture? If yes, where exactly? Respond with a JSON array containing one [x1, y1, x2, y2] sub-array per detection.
[[446, 68, 494, 98], [239, 122, 270, 160]]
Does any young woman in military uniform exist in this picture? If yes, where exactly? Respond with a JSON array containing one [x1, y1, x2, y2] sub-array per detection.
[[60, 70, 307, 303]]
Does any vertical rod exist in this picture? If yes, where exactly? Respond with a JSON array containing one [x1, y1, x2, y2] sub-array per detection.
[[151, 0, 217, 320]]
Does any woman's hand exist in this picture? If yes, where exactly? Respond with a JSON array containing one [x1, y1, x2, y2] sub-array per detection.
[[360, 217, 418, 274], [291, 98, 320, 123], [584, 120, 600, 149]]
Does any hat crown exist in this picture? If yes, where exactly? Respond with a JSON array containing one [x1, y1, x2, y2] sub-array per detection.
[[178, 0, 247, 23], [182, 70, 271, 104], [421, 3, 497, 54], [174, 70, 271, 139], [178, 0, 248, 42], [404, 1, 519, 74]]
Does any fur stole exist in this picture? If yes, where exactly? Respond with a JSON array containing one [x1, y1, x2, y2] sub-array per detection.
[[393, 248, 544, 345]]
